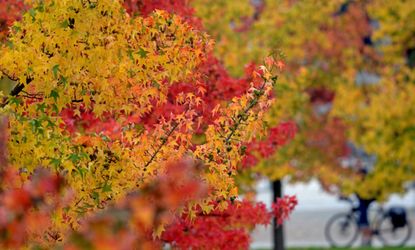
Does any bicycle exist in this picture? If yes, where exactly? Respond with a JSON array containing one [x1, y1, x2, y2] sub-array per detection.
[[325, 197, 412, 247]]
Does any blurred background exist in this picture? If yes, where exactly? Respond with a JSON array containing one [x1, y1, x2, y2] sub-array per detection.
[[251, 179, 415, 248], [190, 0, 415, 248]]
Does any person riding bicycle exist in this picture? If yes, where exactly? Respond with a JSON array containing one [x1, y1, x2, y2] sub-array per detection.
[[330, 145, 411, 247], [356, 189, 375, 246], [347, 144, 376, 246], [339, 191, 374, 246]]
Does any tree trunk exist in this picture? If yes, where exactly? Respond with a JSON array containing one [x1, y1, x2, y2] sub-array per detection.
[[272, 179, 284, 250]]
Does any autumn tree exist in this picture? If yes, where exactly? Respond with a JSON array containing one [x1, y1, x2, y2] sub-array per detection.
[[186, 3, 415, 248], [0, 0, 297, 248], [333, 0, 415, 199], [192, 0, 415, 200]]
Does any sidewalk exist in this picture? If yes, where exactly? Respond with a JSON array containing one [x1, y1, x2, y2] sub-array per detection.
[[251, 208, 415, 249]]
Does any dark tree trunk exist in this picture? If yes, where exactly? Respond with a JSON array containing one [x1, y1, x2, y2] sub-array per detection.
[[272, 179, 284, 250]]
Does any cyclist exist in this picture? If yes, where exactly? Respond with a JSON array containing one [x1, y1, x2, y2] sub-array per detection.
[[347, 144, 377, 246], [356, 192, 375, 246]]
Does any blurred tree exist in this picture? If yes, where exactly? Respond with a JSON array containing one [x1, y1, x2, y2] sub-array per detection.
[[193, 0, 415, 200]]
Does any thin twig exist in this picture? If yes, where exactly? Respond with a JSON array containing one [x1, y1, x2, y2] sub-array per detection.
[[224, 82, 267, 144], [143, 121, 180, 168]]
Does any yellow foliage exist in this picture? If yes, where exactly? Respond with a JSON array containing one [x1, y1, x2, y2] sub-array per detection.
[[0, 0, 282, 235]]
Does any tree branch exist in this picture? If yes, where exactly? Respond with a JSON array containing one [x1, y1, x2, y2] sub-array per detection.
[[143, 121, 180, 168], [0, 72, 33, 108], [225, 82, 267, 144]]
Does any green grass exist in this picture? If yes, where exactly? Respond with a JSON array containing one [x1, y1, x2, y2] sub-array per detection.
[[286, 247, 415, 250]]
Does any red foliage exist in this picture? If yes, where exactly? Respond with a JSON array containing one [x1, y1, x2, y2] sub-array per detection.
[[272, 195, 298, 225], [60, 106, 122, 136], [307, 87, 335, 104], [59, 54, 261, 137], [57, 62, 296, 248], [0, 168, 64, 248], [0, 0, 27, 41], [64, 158, 207, 250], [302, 1, 378, 70], [123, 0, 203, 29], [162, 197, 296, 249], [0, 157, 208, 249], [140, 54, 252, 130], [305, 87, 350, 161], [242, 121, 298, 168]]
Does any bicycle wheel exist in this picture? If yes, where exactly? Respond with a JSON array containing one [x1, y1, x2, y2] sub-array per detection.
[[377, 215, 412, 247], [325, 212, 359, 247]]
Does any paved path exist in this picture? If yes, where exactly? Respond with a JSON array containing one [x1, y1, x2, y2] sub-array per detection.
[[251, 208, 415, 249]]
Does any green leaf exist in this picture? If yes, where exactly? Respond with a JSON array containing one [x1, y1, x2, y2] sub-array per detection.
[[89, 2, 97, 8], [12, 25, 21, 33], [36, 103, 47, 112], [102, 181, 112, 193], [59, 76, 68, 86], [152, 81, 160, 89], [50, 158, 61, 167], [29, 119, 43, 134], [50, 89, 59, 102], [69, 153, 80, 163], [46, 119, 55, 128], [100, 134, 111, 142], [127, 49, 134, 61], [6, 41, 14, 49], [35, 2, 45, 12], [51, 103, 59, 113], [28, 9, 36, 21], [9, 96, 21, 106], [137, 47, 148, 58], [52, 64, 60, 78], [91, 191, 99, 201], [60, 20, 70, 28]]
